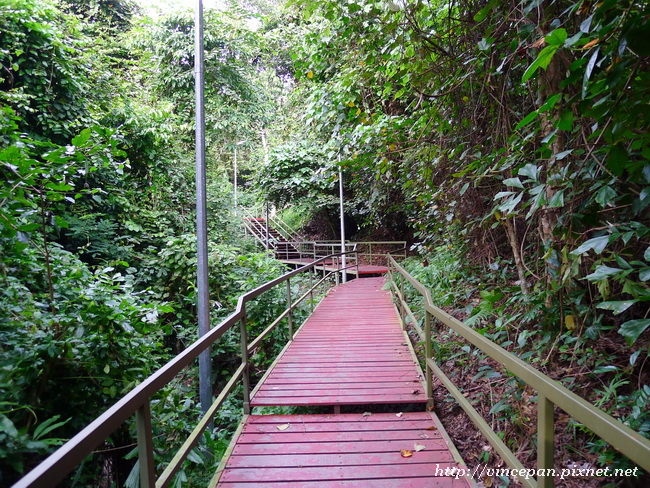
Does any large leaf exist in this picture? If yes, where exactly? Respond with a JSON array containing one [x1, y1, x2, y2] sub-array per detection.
[[570, 235, 609, 256], [597, 300, 638, 315], [522, 46, 559, 82], [619, 319, 650, 345], [585, 265, 623, 281]]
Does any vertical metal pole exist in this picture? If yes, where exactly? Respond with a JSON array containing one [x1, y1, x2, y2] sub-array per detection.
[[240, 306, 250, 415], [136, 402, 155, 488], [338, 168, 346, 283], [194, 0, 211, 417], [265, 203, 270, 250], [286, 279, 293, 339], [425, 311, 433, 410], [538, 395, 555, 488], [308, 269, 314, 314], [233, 146, 238, 215]]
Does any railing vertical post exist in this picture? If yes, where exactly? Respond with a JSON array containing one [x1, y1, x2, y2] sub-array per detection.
[[308, 268, 314, 314], [335, 256, 340, 285], [286, 279, 293, 339], [136, 402, 155, 488], [369, 242, 373, 266], [240, 304, 251, 415], [425, 310, 433, 410], [265, 204, 270, 250], [538, 394, 554, 488]]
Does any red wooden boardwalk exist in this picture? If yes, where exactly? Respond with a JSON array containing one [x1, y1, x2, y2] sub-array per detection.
[[280, 258, 389, 276], [212, 278, 472, 487], [213, 413, 470, 487], [251, 278, 425, 406]]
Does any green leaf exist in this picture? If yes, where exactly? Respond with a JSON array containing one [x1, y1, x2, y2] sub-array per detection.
[[597, 300, 637, 315], [502, 177, 524, 189], [545, 28, 567, 47], [515, 110, 539, 130], [548, 190, 564, 208], [473, 0, 496, 22], [582, 47, 600, 98], [72, 128, 91, 146], [607, 144, 629, 176], [33, 416, 70, 441], [522, 46, 559, 83], [557, 111, 574, 131], [595, 186, 616, 207], [571, 235, 609, 256], [518, 163, 538, 181], [619, 319, 650, 345], [585, 265, 623, 281], [640, 268, 650, 282], [644, 246, 650, 262]]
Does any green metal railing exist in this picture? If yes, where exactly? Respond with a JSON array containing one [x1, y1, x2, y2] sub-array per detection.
[[14, 252, 356, 488], [387, 255, 650, 488]]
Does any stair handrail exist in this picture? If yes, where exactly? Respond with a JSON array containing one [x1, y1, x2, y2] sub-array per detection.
[[14, 251, 357, 488], [387, 254, 650, 488]]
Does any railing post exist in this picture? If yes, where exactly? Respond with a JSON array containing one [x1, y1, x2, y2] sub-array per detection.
[[286, 279, 293, 339], [335, 256, 340, 285], [308, 268, 314, 314], [136, 402, 155, 488], [240, 304, 251, 415], [537, 394, 554, 488], [369, 242, 373, 265], [425, 310, 433, 410]]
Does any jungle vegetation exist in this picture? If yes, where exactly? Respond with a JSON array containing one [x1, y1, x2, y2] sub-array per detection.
[[1, 0, 648, 486]]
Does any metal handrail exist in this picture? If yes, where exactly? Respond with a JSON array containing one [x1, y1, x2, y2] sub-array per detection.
[[14, 252, 356, 488], [387, 255, 650, 488]]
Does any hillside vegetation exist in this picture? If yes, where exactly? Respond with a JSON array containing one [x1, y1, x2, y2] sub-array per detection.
[[1, 0, 648, 486]]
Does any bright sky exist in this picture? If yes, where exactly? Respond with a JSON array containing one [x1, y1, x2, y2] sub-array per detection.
[[135, 0, 227, 18]]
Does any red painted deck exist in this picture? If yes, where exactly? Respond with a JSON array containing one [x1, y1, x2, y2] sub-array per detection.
[[280, 258, 389, 275], [212, 278, 472, 487], [213, 413, 471, 487], [250, 278, 425, 407]]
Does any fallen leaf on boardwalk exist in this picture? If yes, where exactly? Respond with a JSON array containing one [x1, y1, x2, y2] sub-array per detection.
[[400, 449, 413, 458], [362, 412, 372, 417], [412, 390, 421, 395], [414, 443, 426, 452], [277, 424, 290, 431], [425, 426, 437, 430], [396, 412, 403, 417], [419, 433, 432, 440]]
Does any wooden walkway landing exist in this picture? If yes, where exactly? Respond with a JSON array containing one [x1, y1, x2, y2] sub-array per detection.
[[251, 278, 425, 406], [213, 278, 472, 487], [280, 258, 389, 276]]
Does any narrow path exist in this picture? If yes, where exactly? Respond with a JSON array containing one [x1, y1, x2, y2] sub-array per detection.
[[213, 278, 472, 487], [252, 278, 423, 406]]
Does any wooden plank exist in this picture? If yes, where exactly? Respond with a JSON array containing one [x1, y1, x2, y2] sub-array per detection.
[[225, 450, 455, 467], [218, 463, 459, 483], [218, 479, 466, 488]]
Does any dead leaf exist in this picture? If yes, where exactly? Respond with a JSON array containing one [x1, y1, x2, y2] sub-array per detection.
[[400, 449, 413, 458], [412, 390, 421, 395], [414, 443, 426, 452], [396, 412, 403, 417], [277, 424, 290, 431], [425, 426, 437, 431], [419, 433, 432, 440], [362, 412, 372, 417], [582, 39, 599, 50]]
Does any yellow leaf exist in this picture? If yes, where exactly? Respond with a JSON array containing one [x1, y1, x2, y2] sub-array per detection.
[[582, 39, 599, 50], [307, 71, 314, 79], [389, 143, 396, 151], [400, 449, 413, 458], [361, 117, 367, 124], [565, 315, 576, 330], [355, 108, 361, 115], [347, 101, 355, 107]]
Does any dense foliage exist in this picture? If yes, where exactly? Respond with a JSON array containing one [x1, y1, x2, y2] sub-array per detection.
[[261, 0, 650, 480], [2, 0, 649, 484], [1, 0, 290, 484]]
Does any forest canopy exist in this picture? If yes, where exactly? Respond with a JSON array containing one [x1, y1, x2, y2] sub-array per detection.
[[1, 0, 648, 485]]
